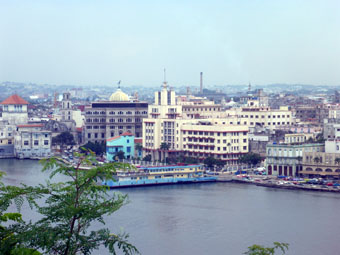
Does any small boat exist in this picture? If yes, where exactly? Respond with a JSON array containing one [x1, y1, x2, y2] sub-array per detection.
[[102, 164, 217, 188]]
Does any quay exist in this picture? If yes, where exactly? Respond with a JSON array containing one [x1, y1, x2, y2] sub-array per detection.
[[216, 173, 340, 193]]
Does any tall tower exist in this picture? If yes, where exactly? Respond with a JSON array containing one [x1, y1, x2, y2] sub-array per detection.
[[61, 92, 72, 121], [200, 72, 203, 94]]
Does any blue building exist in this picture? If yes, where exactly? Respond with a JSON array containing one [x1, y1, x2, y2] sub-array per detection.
[[106, 132, 134, 161]]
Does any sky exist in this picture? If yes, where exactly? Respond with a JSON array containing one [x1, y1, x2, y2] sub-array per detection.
[[0, 0, 339, 87]]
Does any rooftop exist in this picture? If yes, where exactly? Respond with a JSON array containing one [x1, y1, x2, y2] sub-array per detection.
[[1, 94, 29, 105]]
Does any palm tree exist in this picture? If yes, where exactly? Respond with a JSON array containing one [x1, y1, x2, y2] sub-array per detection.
[[135, 143, 143, 158], [160, 142, 170, 163]]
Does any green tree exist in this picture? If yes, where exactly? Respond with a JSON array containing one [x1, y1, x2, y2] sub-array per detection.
[[52, 131, 75, 146], [204, 157, 217, 168], [160, 143, 170, 163], [316, 133, 325, 143], [82, 141, 106, 156], [335, 157, 340, 165], [116, 150, 126, 160], [135, 143, 143, 157], [143, 154, 152, 162], [0, 171, 44, 254], [0, 153, 139, 255], [239, 153, 262, 166], [244, 242, 289, 255]]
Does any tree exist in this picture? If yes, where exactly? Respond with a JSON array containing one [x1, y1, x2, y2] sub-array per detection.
[[82, 141, 106, 156], [239, 152, 262, 166], [135, 143, 143, 158], [52, 131, 75, 146], [116, 150, 125, 160], [160, 143, 170, 162], [143, 154, 152, 162], [244, 242, 289, 255], [204, 157, 217, 168], [0, 152, 139, 255], [316, 133, 325, 143], [335, 157, 340, 165], [0, 172, 43, 254]]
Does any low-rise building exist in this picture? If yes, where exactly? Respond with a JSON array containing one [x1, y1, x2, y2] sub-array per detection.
[[266, 143, 324, 177], [14, 124, 52, 159], [284, 133, 315, 144], [0, 94, 29, 125], [300, 152, 340, 179], [106, 132, 135, 161]]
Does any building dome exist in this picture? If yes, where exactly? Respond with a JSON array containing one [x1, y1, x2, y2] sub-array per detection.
[[109, 88, 129, 101]]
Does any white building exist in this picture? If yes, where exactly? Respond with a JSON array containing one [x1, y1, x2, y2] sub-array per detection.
[[143, 81, 248, 164], [225, 101, 293, 129], [0, 94, 29, 125], [14, 124, 52, 159]]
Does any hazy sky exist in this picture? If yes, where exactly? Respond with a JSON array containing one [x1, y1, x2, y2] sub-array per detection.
[[0, 0, 339, 87]]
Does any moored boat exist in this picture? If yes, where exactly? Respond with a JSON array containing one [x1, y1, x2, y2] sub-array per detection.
[[102, 164, 217, 188]]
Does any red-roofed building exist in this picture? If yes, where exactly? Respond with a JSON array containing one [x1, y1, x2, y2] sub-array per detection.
[[1, 94, 28, 125], [1, 94, 29, 105]]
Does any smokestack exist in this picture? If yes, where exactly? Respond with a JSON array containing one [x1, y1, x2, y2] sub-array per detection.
[[200, 72, 203, 94], [186, 86, 191, 97]]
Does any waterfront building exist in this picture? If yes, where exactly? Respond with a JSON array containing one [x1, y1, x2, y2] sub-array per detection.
[[300, 152, 340, 179], [265, 143, 324, 177], [14, 124, 52, 159], [0, 94, 29, 125], [300, 140, 340, 178], [0, 124, 15, 158], [84, 87, 148, 144], [143, 81, 248, 164], [106, 132, 135, 161]]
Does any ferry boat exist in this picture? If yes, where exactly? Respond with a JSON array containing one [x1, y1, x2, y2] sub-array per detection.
[[102, 164, 217, 188]]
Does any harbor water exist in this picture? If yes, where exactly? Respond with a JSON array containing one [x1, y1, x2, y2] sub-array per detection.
[[1, 159, 340, 255]]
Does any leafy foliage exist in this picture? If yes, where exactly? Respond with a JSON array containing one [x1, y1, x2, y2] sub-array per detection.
[[116, 150, 126, 160], [0, 172, 45, 254], [203, 157, 225, 168], [143, 155, 152, 162], [0, 152, 139, 255], [244, 242, 289, 255], [52, 131, 75, 146], [239, 152, 262, 166], [82, 141, 106, 156]]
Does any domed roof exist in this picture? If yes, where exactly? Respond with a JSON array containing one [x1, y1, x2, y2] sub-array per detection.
[[109, 88, 129, 102]]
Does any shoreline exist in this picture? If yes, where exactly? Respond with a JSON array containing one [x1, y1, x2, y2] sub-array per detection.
[[227, 177, 340, 193]]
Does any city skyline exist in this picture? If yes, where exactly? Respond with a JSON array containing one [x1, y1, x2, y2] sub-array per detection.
[[1, 0, 339, 86]]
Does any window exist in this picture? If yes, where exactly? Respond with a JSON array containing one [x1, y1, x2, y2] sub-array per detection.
[[34, 140, 39, 146], [127, 147, 131, 153], [24, 141, 29, 146], [44, 140, 49, 145]]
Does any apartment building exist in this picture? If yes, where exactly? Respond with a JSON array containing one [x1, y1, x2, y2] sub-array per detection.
[[143, 81, 248, 164], [84, 87, 148, 144], [225, 100, 293, 129]]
